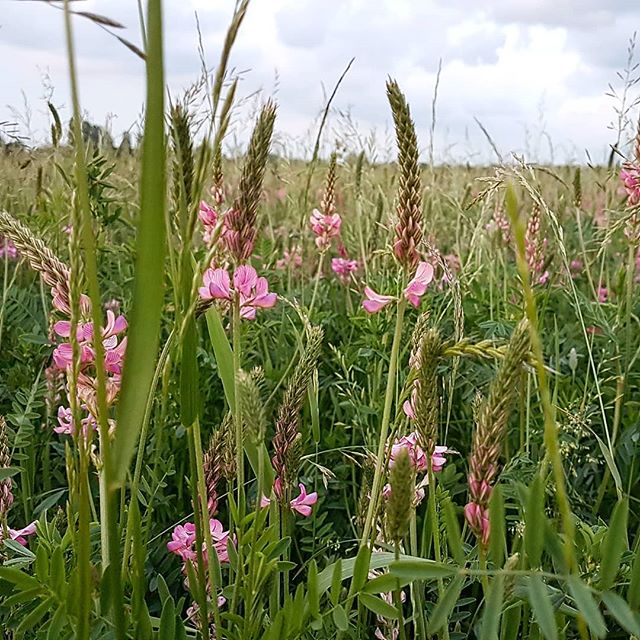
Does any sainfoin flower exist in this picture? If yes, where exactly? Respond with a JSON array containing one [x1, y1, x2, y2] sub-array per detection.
[[362, 261, 434, 314], [167, 519, 232, 565], [310, 209, 341, 250], [260, 480, 318, 517], [362, 287, 395, 313], [389, 432, 450, 474], [331, 257, 358, 284], [5, 521, 37, 546], [464, 502, 490, 546], [621, 163, 640, 205], [198, 200, 225, 246], [199, 264, 277, 319], [0, 236, 18, 260], [276, 248, 303, 270]]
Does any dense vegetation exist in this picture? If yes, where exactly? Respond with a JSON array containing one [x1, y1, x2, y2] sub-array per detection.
[[1, 1, 640, 638]]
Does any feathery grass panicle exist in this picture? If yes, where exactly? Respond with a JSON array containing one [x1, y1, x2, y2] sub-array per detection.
[[412, 327, 443, 454], [237, 367, 266, 445], [386, 79, 423, 269], [225, 100, 277, 262], [0, 210, 74, 311], [170, 102, 196, 218], [211, 146, 225, 205], [271, 325, 323, 492], [203, 414, 232, 516], [386, 447, 414, 545], [0, 417, 12, 523], [466, 319, 530, 542], [321, 152, 338, 216]]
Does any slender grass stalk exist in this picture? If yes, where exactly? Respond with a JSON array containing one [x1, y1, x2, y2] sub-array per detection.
[[63, 2, 125, 636], [505, 185, 577, 573], [309, 251, 326, 315], [361, 299, 406, 546]]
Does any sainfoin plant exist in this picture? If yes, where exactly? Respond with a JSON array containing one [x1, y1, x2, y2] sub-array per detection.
[[0, 2, 639, 639]]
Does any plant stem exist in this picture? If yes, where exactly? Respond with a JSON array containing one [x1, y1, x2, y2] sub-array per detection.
[[361, 299, 406, 546], [309, 251, 326, 315]]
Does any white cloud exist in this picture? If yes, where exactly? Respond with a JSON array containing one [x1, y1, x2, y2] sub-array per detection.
[[0, 0, 637, 163]]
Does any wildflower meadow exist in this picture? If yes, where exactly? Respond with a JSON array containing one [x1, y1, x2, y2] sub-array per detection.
[[1, 1, 640, 639]]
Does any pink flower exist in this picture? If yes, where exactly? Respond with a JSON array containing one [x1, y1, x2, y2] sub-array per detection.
[[598, 286, 608, 303], [310, 209, 341, 250], [208, 519, 232, 564], [7, 521, 37, 546], [621, 163, 640, 205], [199, 266, 277, 319], [390, 432, 427, 471], [199, 200, 218, 227], [331, 258, 358, 284], [402, 386, 418, 420], [403, 261, 434, 307], [167, 523, 197, 561], [276, 249, 303, 270], [239, 271, 277, 320], [0, 237, 17, 260], [431, 446, 449, 473], [570, 259, 583, 276], [290, 483, 318, 517], [362, 286, 395, 313], [464, 502, 490, 546], [261, 479, 317, 517], [234, 264, 258, 297], [199, 268, 232, 300]]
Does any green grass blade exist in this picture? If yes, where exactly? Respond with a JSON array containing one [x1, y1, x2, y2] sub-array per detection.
[[112, 0, 167, 486]]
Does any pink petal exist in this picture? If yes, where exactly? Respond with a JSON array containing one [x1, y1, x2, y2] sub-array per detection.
[[362, 286, 395, 314]]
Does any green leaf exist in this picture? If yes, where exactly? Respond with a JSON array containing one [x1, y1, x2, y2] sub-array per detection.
[[112, 0, 167, 486], [489, 485, 505, 568], [308, 559, 320, 618], [628, 545, 640, 610], [348, 544, 371, 596], [566, 576, 606, 639], [428, 576, 464, 634], [442, 497, 465, 566], [364, 573, 411, 594], [525, 476, 545, 567], [601, 591, 640, 637], [205, 307, 236, 409], [46, 607, 67, 640], [330, 559, 343, 606], [527, 575, 558, 640], [158, 595, 176, 640], [599, 498, 628, 591], [501, 602, 522, 640], [317, 551, 396, 593], [332, 603, 349, 631], [389, 558, 457, 582], [0, 466, 21, 481], [16, 597, 53, 635], [480, 574, 504, 640], [359, 592, 399, 620]]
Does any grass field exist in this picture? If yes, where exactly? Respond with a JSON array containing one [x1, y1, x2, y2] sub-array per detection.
[[0, 2, 640, 639]]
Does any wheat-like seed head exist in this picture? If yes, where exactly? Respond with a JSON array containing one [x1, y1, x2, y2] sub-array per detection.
[[385, 446, 414, 545], [387, 78, 423, 269]]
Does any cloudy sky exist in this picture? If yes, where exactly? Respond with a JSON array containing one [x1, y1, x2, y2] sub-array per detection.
[[1, 0, 639, 163]]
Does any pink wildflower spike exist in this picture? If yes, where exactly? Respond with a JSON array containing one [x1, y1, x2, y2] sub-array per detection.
[[390, 432, 428, 472], [331, 258, 358, 284], [464, 502, 490, 546], [621, 163, 640, 205], [403, 261, 434, 307], [402, 386, 418, 420], [290, 483, 318, 517], [198, 200, 218, 227], [8, 521, 37, 546], [209, 518, 232, 564], [431, 445, 449, 473], [167, 523, 197, 561], [310, 209, 341, 250], [362, 286, 395, 314], [234, 265, 259, 297], [598, 286, 608, 303], [199, 268, 232, 300], [52, 343, 93, 370]]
